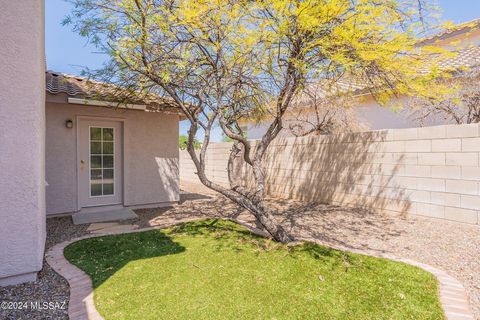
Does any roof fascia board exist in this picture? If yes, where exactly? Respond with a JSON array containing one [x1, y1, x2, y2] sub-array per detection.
[[67, 97, 147, 111]]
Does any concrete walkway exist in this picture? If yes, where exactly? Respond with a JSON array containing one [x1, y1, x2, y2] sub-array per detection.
[[73, 208, 137, 225]]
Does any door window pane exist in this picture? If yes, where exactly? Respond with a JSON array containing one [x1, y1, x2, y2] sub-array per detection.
[[91, 156, 102, 168], [91, 183, 102, 196], [89, 126, 115, 197], [90, 127, 102, 140], [91, 169, 102, 181], [103, 183, 114, 195], [103, 142, 113, 154], [103, 128, 114, 141], [103, 156, 114, 168], [103, 169, 114, 180], [91, 142, 102, 154]]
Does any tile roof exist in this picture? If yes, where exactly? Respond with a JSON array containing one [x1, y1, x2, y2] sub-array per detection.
[[300, 41, 480, 102], [294, 77, 369, 104], [438, 45, 480, 71], [46, 71, 88, 96], [324, 20, 480, 98], [46, 71, 181, 114], [417, 19, 480, 46]]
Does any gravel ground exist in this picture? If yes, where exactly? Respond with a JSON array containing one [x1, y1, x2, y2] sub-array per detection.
[[0, 218, 89, 320], [1, 182, 479, 319]]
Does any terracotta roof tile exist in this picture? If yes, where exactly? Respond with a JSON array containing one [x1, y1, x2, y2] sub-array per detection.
[[302, 43, 480, 101], [417, 19, 480, 46], [438, 45, 480, 70], [46, 72, 87, 96], [46, 71, 181, 114]]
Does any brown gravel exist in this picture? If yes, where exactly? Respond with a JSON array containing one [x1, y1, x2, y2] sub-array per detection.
[[0, 217, 89, 320], [1, 183, 479, 319]]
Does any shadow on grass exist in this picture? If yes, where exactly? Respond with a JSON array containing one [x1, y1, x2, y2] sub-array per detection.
[[64, 219, 341, 288], [64, 219, 261, 288], [165, 219, 292, 256], [63, 219, 443, 320], [64, 229, 186, 288]]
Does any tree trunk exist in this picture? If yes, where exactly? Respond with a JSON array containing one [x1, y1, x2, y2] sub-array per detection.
[[250, 204, 292, 243], [186, 124, 291, 243]]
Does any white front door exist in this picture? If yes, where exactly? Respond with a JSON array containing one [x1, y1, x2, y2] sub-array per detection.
[[78, 119, 123, 208]]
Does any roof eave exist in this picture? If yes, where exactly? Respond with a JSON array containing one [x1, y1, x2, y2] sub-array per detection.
[[67, 97, 147, 110]]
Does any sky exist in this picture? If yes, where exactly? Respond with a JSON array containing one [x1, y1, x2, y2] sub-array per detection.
[[45, 0, 480, 142]]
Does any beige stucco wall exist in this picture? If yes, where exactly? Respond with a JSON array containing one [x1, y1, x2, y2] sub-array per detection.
[[0, 1, 46, 285], [181, 123, 480, 225], [46, 94, 180, 215], [246, 95, 450, 140]]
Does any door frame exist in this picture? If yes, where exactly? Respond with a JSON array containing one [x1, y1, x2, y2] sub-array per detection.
[[76, 115, 128, 211]]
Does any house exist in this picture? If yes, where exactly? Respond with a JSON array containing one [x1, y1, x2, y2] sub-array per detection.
[[45, 72, 181, 216], [0, 1, 181, 286], [245, 19, 480, 139]]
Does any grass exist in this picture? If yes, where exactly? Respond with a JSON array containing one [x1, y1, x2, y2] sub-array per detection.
[[64, 219, 443, 320]]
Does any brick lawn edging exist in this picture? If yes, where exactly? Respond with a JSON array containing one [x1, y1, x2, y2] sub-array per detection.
[[46, 218, 474, 320]]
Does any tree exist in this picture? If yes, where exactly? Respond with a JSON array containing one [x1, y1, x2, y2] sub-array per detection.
[[179, 134, 201, 150], [67, 0, 447, 243], [285, 81, 367, 136], [223, 131, 246, 142], [242, 80, 367, 137], [286, 96, 365, 137], [409, 68, 480, 125], [222, 134, 234, 142]]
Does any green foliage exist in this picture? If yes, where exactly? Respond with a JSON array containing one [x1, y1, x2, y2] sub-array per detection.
[[179, 134, 201, 150], [65, 219, 443, 320], [66, 0, 451, 122]]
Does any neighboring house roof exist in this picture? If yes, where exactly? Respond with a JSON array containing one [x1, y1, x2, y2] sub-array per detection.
[[417, 19, 480, 46], [437, 45, 480, 70], [242, 19, 480, 132], [297, 20, 480, 102], [46, 71, 182, 114], [291, 77, 369, 106], [421, 19, 480, 71]]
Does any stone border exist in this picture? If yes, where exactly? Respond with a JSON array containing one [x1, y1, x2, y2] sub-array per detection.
[[46, 219, 474, 320]]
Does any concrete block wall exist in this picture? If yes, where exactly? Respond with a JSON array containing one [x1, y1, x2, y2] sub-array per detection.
[[180, 143, 232, 187], [180, 123, 480, 224]]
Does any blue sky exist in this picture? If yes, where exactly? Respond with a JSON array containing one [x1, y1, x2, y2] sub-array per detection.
[[46, 0, 480, 142]]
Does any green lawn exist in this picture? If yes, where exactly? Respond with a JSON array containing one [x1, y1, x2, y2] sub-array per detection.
[[64, 219, 443, 320]]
